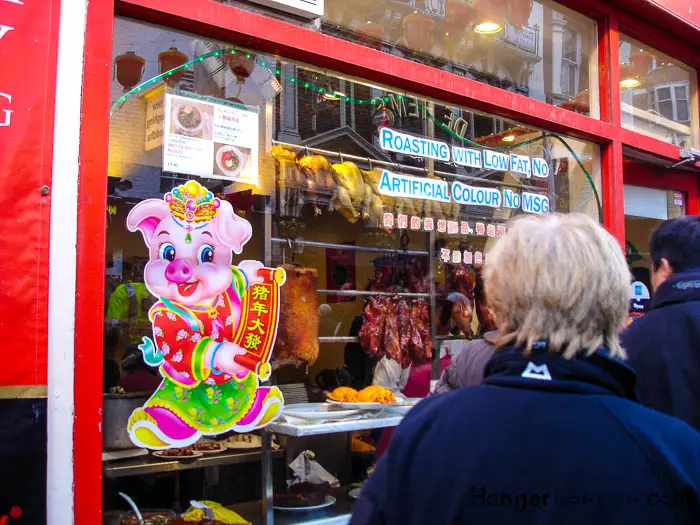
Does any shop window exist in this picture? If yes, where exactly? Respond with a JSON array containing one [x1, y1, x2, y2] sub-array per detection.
[[619, 34, 698, 146], [104, 17, 601, 517], [216, 0, 599, 118]]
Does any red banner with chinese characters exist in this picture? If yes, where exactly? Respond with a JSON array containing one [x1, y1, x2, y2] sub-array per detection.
[[232, 267, 286, 380], [0, 0, 60, 386], [326, 242, 356, 303]]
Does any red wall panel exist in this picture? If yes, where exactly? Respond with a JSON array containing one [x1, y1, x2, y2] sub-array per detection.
[[0, 0, 60, 386]]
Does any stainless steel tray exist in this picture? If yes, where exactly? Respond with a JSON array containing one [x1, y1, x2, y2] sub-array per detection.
[[267, 412, 404, 437]]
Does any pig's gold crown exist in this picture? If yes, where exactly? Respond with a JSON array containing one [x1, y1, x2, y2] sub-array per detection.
[[165, 180, 220, 224]]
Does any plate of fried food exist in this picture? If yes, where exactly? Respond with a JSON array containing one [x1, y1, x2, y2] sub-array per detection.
[[192, 440, 227, 455], [273, 482, 336, 512], [152, 447, 204, 461], [326, 386, 403, 410]]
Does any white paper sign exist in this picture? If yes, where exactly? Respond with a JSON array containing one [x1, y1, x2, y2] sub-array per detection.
[[163, 93, 259, 186], [379, 127, 451, 162], [247, 0, 324, 18], [452, 146, 483, 168], [377, 128, 550, 178], [483, 150, 510, 171], [509, 153, 531, 177]]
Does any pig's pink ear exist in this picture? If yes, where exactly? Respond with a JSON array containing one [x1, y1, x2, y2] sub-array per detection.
[[126, 199, 171, 245], [214, 200, 252, 254]]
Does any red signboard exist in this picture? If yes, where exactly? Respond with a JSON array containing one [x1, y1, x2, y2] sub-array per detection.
[[0, 0, 60, 386], [325, 242, 356, 303]]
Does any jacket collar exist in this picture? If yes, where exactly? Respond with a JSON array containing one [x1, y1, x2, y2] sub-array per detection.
[[483, 344, 639, 402], [651, 269, 700, 310]]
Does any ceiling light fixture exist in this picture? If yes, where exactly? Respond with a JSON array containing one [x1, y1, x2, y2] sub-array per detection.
[[619, 64, 641, 89], [620, 77, 641, 88], [474, 21, 502, 35], [502, 134, 516, 142]]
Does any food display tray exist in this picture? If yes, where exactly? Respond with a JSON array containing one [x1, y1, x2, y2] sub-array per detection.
[[230, 487, 356, 525], [102, 448, 284, 478], [267, 413, 404, 437]]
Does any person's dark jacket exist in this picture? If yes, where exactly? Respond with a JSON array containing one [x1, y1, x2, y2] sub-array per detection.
[[621, 270, 700, 432], [350, 345, 700, 525], [434, 331, 496, 393]]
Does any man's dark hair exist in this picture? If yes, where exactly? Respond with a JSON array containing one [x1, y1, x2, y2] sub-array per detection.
[[650, 215, 700, 272]]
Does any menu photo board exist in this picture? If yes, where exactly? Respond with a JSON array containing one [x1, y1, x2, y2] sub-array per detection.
[[163, 93, 259, 186]]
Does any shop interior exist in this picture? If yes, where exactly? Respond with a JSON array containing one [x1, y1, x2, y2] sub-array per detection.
[[104, 15, 603, 525], [623, 159, 688, 322]]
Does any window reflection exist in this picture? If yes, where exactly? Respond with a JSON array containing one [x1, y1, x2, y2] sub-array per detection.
[[215, 0, 599, 117], [320, 0, 598, 117], [619, 35, 698, 147]]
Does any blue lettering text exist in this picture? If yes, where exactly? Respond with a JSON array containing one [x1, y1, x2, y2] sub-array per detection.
[[531, 158, 550, 178], [451, 181, 501, 208], [378, 128, 451, 162], [522, 192, 550, 214], [483, 150, 510, 172], [502, 189, 521, 209]]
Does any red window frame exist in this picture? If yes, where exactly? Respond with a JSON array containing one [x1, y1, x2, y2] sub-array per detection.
[[75, 1, 700, 522]]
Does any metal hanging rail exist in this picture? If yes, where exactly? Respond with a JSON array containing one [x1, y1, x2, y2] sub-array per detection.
[[272, 140, 549, 193], [317, 289, 430, 298], [271, 237, 429, 256], [318, 334, 476, 344], [319, 336, 359, 344], [435, 334, 472, 341]]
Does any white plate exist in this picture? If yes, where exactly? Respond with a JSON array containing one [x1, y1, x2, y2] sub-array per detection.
[[224, 435, 280, 450], [349, 488, 362, 500], [173, 103, 204, 136], [215, 145, 248, 180], [327, 396, 406, 411], [152, 450, 203, 460], [384, 405, 412, 415], [284, 403, 361, 421], [273, 495, 336, 512], [385, 397, 422, 415], [224, 436, 262, 450]]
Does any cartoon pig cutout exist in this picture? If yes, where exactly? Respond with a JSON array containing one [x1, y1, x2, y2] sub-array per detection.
[[126, 180, 284, 450]]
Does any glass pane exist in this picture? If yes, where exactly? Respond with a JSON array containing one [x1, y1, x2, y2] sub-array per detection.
[[658, 100, 674, 120], [104, 19, 602, 499], [675, 85, 688, 101], [620, 34, 698, 146], [655, 87, 671, 102], [563, 29, 577, 62], [625, 184, 686, 324], [216, 0, 599, 118]]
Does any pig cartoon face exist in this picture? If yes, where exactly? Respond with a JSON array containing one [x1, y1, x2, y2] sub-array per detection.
[[127, 183, 252, 306]]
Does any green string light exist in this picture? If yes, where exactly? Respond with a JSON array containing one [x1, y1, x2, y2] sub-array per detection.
[[108, 49, 602, 218]]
